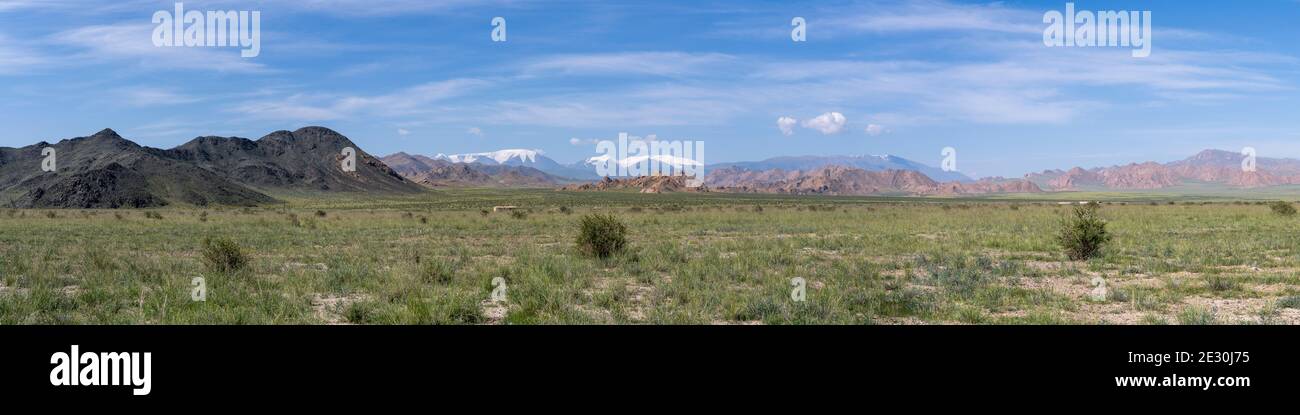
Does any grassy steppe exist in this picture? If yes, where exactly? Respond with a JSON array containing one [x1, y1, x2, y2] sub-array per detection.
[[3, 188, 1300, 324]]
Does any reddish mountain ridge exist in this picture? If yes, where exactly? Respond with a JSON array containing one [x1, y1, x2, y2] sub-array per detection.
[[706, 166, 1040, 196], [1026, 150, 1300, 190]]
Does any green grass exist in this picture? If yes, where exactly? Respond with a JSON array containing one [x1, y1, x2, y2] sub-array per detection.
[[2, 189, 1300, 324]]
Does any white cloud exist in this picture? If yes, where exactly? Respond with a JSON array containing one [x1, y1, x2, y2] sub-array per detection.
[[467, 127, 483, 137], [48, 23, 267, 73], [864, 124, 885, 136], [397, 128, 410, 136], [776, 116, 797, 136], [524, 52, 735, 77], [802, 112, 846, 135]]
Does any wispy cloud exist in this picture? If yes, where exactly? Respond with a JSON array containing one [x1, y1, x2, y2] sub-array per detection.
[[117, 87, 202, 107], [0, 33, 47, 74], [48, 23, 267, 73], [234, 78, 489, 121], [523, 52, 735, 77]]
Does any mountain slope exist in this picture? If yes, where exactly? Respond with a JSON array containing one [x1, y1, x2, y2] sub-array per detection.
[[0, 129, 274, 208], [168, 126, 422, 193]]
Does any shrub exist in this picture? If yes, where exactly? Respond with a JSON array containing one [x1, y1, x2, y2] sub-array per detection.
[[1276, 296, 1300, 309], [198, 211, 209, 222], [510, 209, 528, 220], [201, 236, 249, 273], [558, 206, 572, 215], [1269, 201, 1296, 217], [144, 211, 163, 220], [1177, 306, 1217, 325], [420, 259, 455, 284], [479, 209, 490, 216], [576, 214, 628, 258], [1206, 275, 1238, 292], [1057, 203, 1112, 261], [315, 210, 327, 217]]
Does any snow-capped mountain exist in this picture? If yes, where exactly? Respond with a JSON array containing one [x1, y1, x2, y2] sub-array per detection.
[[432, 149, 598, 179], [709, 154, 971, 182], [433, 149, 542, 165], [582, 154, 704, 170]]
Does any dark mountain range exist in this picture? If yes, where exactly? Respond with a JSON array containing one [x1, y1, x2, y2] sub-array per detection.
[[168, 127, 421, 193], [0, 127, 420, 208]]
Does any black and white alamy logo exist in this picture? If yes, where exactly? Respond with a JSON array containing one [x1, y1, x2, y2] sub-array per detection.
[[49, 345, 152, 396]]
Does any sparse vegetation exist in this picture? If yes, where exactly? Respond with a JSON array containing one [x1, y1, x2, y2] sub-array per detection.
[[1057, 203, 1112, 261], [576, 214, 627, 258], [200, 236, 249, 274], [1269, 201, 1296, 216], [1, 190, 1299, 324]]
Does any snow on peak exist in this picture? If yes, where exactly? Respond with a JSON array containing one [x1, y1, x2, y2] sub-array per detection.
[[584, 154, 703, 168], [439, 149, 543, 164]]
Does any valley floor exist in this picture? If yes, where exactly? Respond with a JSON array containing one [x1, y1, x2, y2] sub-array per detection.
[[2, 189, 1300, 324]]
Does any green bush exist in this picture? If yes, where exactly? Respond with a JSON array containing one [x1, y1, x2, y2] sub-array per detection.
[[576, 214, 628, 258], [201, 236, 249, 273], [1057, 203, 1112, 261], [1269, 201, 1296, 217]]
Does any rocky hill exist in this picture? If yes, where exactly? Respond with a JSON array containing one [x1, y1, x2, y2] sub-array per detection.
[[0, 127, 420, 208], [563, 175, 708, 193], [168, 127, 422, 193]]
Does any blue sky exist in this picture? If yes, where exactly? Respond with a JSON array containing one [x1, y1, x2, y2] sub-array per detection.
[[1, 0, 1298, 178]]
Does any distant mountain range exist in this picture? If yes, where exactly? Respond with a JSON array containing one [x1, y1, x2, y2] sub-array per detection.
[[1024, 149, 1300, 190], [0, 127, 418, 208], [423, 149, 599, 180], [707, 165, 1038, 196], [381, 152, 567, 187], [711, 154, 972, 183], [5, 126, 1299, 208]]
